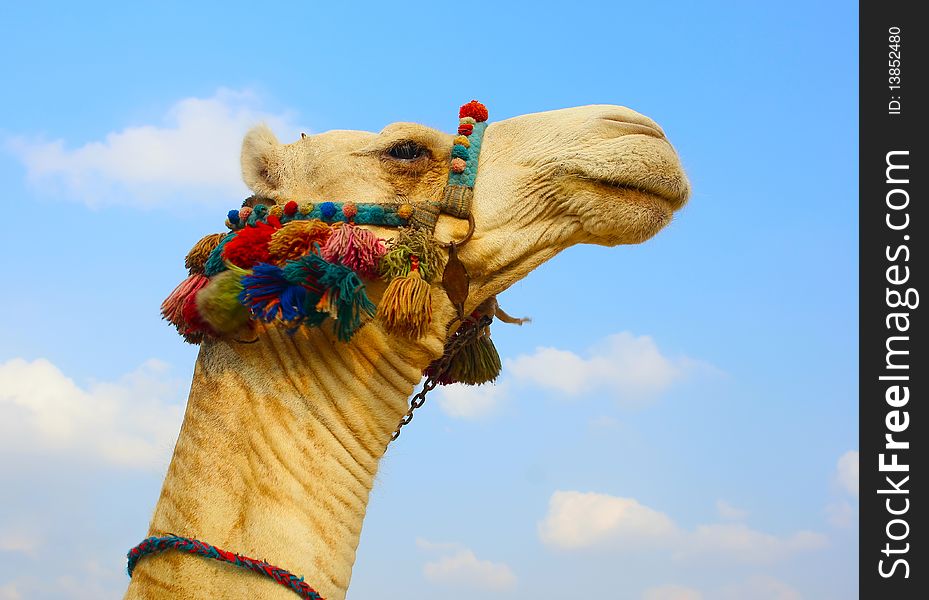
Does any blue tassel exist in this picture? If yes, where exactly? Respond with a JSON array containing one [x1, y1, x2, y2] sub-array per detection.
[[283, 254, 375, 340], [241, 263, 325, 325]]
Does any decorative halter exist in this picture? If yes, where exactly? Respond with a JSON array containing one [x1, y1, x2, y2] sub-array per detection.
[[138, 102, 498, 598], [160, 100, 499, 387]]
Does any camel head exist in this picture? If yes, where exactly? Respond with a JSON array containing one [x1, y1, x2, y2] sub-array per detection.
[[135, 103, 691, 600], [240, 104, 690, 343]]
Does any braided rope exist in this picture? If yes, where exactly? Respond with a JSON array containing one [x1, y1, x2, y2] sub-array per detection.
[[127, 535, 324, 600]]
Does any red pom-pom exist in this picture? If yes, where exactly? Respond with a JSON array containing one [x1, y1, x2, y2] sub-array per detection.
[[342, 202, 358, 219], [458, 123, 474, 136], [181, 292, 216, 338], [267, 214, 282, 229], [459, 100, 488, 122], [284, 200, 298, 216], [222, 222, 275, 268]]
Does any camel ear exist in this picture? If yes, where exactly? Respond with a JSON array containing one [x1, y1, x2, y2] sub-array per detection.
[[241, 124, 283, 195]]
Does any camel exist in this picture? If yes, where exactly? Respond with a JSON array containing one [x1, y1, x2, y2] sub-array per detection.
[[124, 103, 690, 600]]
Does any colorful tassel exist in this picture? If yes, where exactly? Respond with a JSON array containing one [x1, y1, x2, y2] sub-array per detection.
[[282, 253, 327, 287], [204, 233, 235, 276], [269, 220, 332, 264], [180, 292, 216, 342], [222, 223, 276, 268], [284, 254, 374, 340], [160, 274, 209, 331], [166, 100, 494, 358], [240, 263, 293, 322], [185, 233, 226, 275], [377, 257, 433, 338], [379, 228, 443, 282], [317, 260, 376, 341], [195, 266, 252, 334], [321, 222, 387, 278], [281, 255, 333, 328], [446, 334, 502, 385], [240, 263, 326, 325]]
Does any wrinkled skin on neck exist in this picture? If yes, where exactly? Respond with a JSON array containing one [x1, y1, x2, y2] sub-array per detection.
[[125, 105, 689, 599]]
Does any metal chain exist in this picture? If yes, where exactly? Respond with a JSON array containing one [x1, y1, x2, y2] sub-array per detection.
[[388, 315, 493, 445]]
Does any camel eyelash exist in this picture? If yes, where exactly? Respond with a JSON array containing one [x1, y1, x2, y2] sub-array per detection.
[[384, 140, 431, 162]]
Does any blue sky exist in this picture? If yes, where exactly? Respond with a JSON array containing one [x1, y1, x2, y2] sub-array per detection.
[[0, 2, 858, 599]]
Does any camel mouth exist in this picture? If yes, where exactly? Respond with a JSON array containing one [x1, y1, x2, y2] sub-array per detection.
[[575, 169, 689, 213], [587, 178, 679, 209], [560, 132, 691, 213], [560, 167, 686, 245]]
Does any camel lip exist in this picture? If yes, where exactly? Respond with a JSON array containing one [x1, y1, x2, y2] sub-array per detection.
[[572, 173, 688, 212]]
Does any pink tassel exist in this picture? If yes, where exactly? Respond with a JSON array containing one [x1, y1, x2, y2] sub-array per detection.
[[321, 223, 386, 278], [161, 274, 210, 328]]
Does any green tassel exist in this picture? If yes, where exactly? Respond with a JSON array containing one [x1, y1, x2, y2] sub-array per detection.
[[280, 255, 329, 328], [283, 253, 375, 340], [318, 260, 376, 341], [447, 334, 502, 385], [379, 228, 443, 282], [196, 264, 251, 334]]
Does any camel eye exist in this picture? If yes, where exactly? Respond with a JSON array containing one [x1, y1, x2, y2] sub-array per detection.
[[387, 141, 426, 161]]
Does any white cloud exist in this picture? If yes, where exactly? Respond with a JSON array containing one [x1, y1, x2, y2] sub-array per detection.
[[716, 575, 803, 600], [836, 450, 859, 497], [418, 539, 517, 591], [538, 491, 827, 565], [6, 88, 298, 208], [0, 357, 184, 469], [645, 577, 804, 600], [642, 584, 704, 600], [0, 559, 125, 600], [0, 530, 40, 557], [430, 332, 717, 420], [507, 332, 716, 404], [716, 499, 748, 521], [0, 582, 22, 600], [538, 490, 677, 549], [437, 382, 508, 419], [679, 523, 827, 565]]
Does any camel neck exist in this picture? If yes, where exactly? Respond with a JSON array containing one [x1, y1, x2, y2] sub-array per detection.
[[125, 325, 430, 600]]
